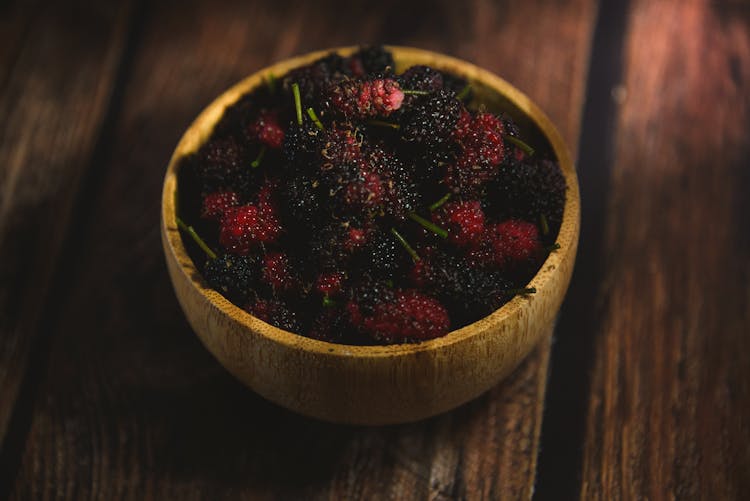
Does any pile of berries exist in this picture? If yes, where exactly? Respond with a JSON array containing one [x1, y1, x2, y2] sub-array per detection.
[[176, 46, 566, 345]]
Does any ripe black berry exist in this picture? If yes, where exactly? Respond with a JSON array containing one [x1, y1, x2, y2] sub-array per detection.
[[193, 136, 247, 191], [282, 120, 324, 172], [401, 90, 463, 150], [308, 306, 354, 343], [309, 221, 365, 273], [282, 52, 348, 105], [411, 248, 512, 324], [355, 231, 404, 279], [348, 45, 395, 76], [280, 173, 325, 230], [489, 158, 566, 241], [398, 65, 444, 94], [245, 299, 301, 332], [204, 254, 260, 303]]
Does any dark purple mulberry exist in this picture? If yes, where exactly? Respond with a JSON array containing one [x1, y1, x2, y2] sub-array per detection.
[[308, 306, 354, 343], [490, 158, 567, 242], [365, 145, 421, 220], [354, 231, 406, 279], [282, 120, 325, 172], [411, 248, 512, 325], [245, 299, 301, 333], [402, 89, 463, 150], [347, 45, 395, 77], [193, 136, 247, 190], [282, 52, 348, 105], [399, 65, 444, 93], [280, 174, 325, 230], [309, 221, 366, 273], [204, 253, 260, 304]]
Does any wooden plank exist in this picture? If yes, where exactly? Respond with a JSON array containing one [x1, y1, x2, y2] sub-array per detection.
[[580, 1, 750, 499], [0, 0, 40, 89], [0, 0, 134, 457], [8, 0, 596, 498]]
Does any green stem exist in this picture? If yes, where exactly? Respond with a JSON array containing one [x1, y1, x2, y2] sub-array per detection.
[[322, 295, 337, 307], [408, 212, 448, 239], [506, 287, 537, 296], [176, 217, 217, 260], [292, 83, 302, 125], [391, 228, 420, 262], [306, 107, 324, 130], [546, 242, 561, 252], [428, 193, 452, 212], [250, 146, 266, 168], [539, 213, 549, 235], [402, 89, 430, 96], [265, 72, 277, 93], [504, 134, 535, 156], [456, 83, 472, 101], [367, 119, 400, 130]]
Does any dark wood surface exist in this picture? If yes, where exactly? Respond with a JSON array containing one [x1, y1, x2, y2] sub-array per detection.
[[0, 0, 748, 499], [579, 1, 750, 499]]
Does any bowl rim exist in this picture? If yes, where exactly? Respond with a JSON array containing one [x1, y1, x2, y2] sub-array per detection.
[[161, 45, 580, 359]]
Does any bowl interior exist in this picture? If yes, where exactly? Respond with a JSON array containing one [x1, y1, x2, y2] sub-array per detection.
[[162, 45, 579, 358]]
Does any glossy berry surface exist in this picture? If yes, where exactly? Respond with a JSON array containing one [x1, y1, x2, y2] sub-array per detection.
[[349, 289, 450, 343], [201, 190, 239, 221], [432, 200, 485, 247], [248, 110, 285, 149], [219, 204, 281, 255], [469, 219, 543, 273]]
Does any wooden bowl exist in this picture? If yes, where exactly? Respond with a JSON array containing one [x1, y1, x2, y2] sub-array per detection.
[[161, 46, 580, 425]]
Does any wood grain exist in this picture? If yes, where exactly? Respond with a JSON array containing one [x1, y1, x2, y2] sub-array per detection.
[[5, 0, 596, 498], [0, 0, 134, 453], [580, 1, 750, 499], [0, 0, 40, 90]]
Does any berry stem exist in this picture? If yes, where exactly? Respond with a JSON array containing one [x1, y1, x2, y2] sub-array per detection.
[[250, 146, 266, 168], [176, 217, 217, 260], [391, 227, 420, 262], [539, 213, 549, 235], [322, 295, 337, 307], [306, 107, 324, 130], [402, 89, 430, 96], [292, 82, 303, 125], [408, 212, 448, 239], [428, 193, 452, 211], [367, 119, 400, 130], [504, 134, 535, 156], [456, 83, 472, 101], [506, 287, 537, 296], [265, 72, 277, 93], [546, 242, 561, 252]]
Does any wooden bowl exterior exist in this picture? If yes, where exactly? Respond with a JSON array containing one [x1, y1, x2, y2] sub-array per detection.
[[161, 46, 580, 425]]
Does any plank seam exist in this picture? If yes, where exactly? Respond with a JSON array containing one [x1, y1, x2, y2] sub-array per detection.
[[533, 0, 633, 499]]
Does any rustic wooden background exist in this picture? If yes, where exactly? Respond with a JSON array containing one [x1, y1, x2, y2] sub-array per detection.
[[1, 0, 748, 499]]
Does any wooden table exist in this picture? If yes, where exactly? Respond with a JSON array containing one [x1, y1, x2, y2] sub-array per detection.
[[1, 0, 748, 498]]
